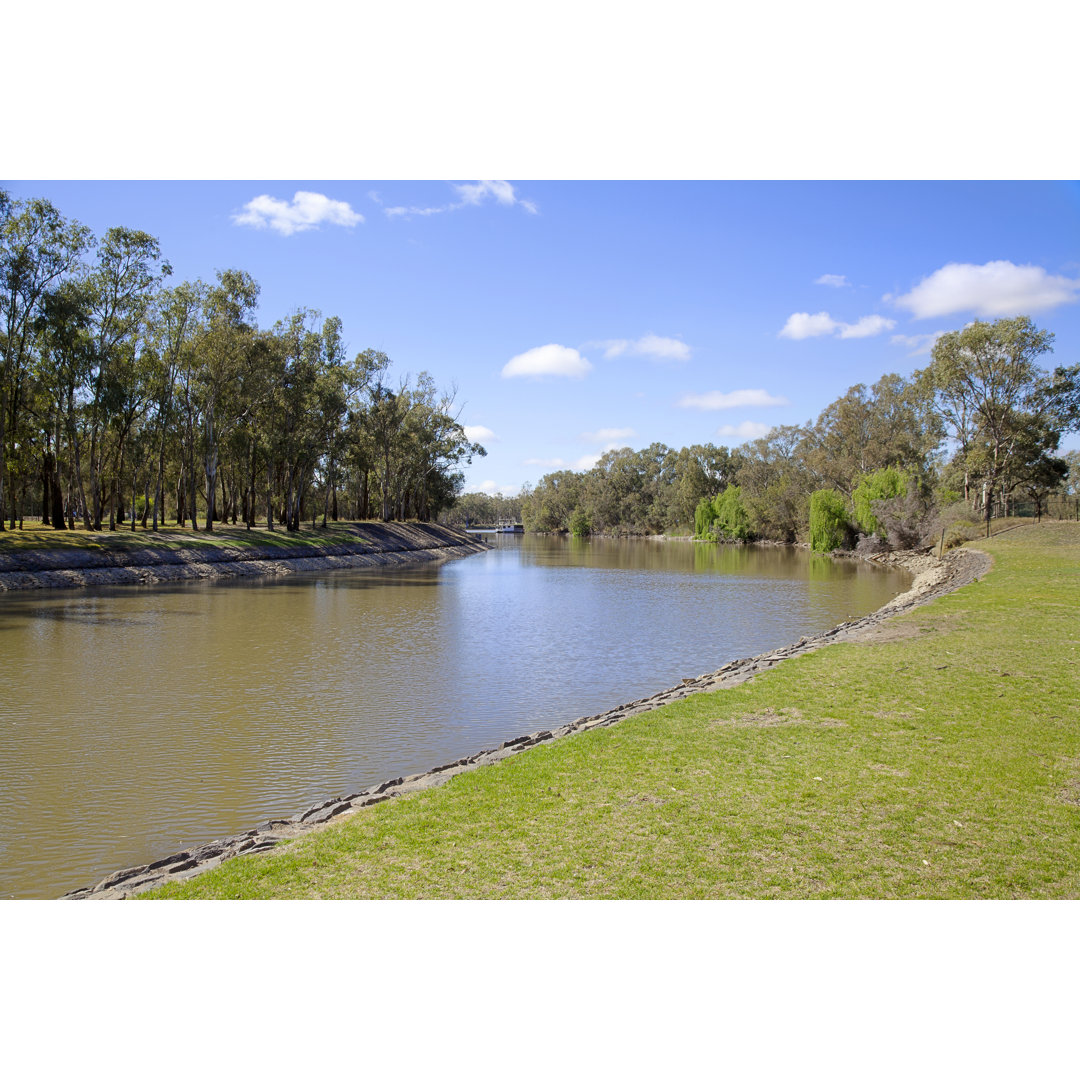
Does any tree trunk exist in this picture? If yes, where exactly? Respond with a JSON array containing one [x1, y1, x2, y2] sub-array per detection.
[[51, 462, 66, 530], [141, 472, 151, 528], [41, 451, 52, 525], [189, 451, 200, 531]]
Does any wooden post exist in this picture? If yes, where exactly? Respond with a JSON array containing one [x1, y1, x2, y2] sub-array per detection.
[[939, 527, 946, 560]]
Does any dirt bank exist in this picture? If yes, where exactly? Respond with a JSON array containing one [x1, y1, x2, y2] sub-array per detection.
[[62, 544, 989, 899], [0, 522, 489, 592]]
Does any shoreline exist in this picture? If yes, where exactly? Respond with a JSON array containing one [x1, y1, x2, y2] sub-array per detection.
[[62, 544, 990, 900], [0, 522, 489, 592]]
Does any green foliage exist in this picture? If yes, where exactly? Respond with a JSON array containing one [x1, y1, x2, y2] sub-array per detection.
[[693, 495, 717, 538], [713, 485, 751, 540], [809, 489, 852, 552], [852, 467, 909, 536], [694, 486, 751, 541], [568, 506, 591, 537]]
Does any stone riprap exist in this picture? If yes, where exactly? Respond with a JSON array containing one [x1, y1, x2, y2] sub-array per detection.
[[62, 545, 990, 899], [0, 522, 488, 592]]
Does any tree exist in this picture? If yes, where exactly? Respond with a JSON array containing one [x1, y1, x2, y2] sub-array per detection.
[[0, 194, 92, 529], [82, 227, 171, 529], [150, 280, 205, 529], [803, 374, 941, 498], [852, 466, 910, 537], [735, 425, 814, 542], [809, 489, 853, 553], [196, 270, 259, 531], [918, 317, 1077, 536]]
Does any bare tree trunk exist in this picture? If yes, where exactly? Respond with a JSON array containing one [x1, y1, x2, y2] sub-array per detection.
[[265, 462, 274, 532], [141, 472, 151, 528], [189, 450, 200, 531]]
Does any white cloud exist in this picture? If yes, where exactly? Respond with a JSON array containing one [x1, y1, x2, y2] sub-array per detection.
[[716, 421, 772, 444], [891, 260, 1080, 319], [677, 389, 789, 410], [385, 204, 444, 218], [779, 311, 840, 339], [890, 331, 946, 356], [582, 427, 635, 443], [232, 191, 363, 236], [384, 180, 537, 219], [815, 274, 850, 288], [463, 425, 496, 442], [595, 334, 691, 362], [455, 180, 537, 214], [502, 344, 592, 380], [838, 314, 897, 338], [779, 311, 894, 340], [468, 480, 519, 496], [523, 455, 599, 471]]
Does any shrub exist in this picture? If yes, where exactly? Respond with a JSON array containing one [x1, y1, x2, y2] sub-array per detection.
[[943, 522, 980, 550], [855, 532, 889, 556], [809, 489, 853, 552], [569, 506, 591, 537], [872, 485, 937, 550]]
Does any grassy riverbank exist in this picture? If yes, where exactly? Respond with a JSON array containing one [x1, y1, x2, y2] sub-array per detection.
[[148, 522, 1080, 899], [0, 520, 375, 553]]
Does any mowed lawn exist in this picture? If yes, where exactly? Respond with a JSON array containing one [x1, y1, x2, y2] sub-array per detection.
[[148, 522, 1080, 899]]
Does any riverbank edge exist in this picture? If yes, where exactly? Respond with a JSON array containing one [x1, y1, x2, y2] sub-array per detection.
[[61, 544, 990, 899], [0, 522, 490, 592]]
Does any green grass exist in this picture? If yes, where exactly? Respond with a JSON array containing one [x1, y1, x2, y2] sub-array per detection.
[[147, 522, 1080, 899], [0, 520, 373, 553]]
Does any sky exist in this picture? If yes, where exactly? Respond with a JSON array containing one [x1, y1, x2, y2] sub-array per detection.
[[6, 179, 1080, 494]]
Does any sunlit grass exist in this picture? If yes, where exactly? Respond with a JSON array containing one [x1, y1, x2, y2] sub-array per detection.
[[0, 520, 374, 552], [147, 522, 1080, 899]]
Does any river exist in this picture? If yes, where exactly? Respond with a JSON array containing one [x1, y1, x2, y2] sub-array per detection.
[[0, 534, 910, 898]]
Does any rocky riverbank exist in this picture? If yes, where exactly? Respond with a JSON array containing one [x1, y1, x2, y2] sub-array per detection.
[[63, 544, 989, 899], [0, 522, 489, 592]]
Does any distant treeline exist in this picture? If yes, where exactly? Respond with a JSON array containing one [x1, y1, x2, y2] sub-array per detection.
[[0, 191, 483, 532], [518, 317, 1080, 547], [441, 490, 524, 526]]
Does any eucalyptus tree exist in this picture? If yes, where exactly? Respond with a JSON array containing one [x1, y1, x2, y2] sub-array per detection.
[[313, 335, 389, 525], [521, 469, 586, 532], [392, 373, 484, 522], [149, 279, 205, 529], [734, 424, 814, 541], [802, 374, 942, 499], [82, 227, 171, 529], [270, 308, 328, 530], [917, 317, 1077, 536], [367, 377, 412, 522], [194, 269, 259, 531], [0, 193, 92, 528], [35, 280, 96, 527]]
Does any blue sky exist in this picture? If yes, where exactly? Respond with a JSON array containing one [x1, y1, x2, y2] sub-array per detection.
[[7, 180, 1078, 493]]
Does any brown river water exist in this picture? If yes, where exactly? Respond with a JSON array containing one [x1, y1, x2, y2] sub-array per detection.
[[0, 534, 910, 899]]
